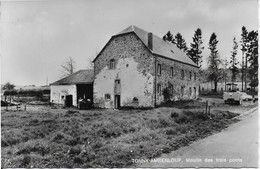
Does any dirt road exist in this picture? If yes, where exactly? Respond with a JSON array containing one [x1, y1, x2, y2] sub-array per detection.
[[137, 107, 258, 168]]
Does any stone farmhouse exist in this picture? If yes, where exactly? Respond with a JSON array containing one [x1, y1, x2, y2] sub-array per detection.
[[51, 25, 199, 108]]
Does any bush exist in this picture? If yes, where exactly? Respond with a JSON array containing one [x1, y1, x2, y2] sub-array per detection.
[[68, 146, 81, 155], [74, 156, 84, 164], [171, 110, 209, 124], [165, 128, 177, 135], [21, 155, 31, 167], [162, 88, 172, 101], [4, 90, 18, 96]]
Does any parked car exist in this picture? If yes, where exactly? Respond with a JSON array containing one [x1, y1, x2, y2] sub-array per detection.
[[223, 91, 253, 105], [240, 92, 253, 101]]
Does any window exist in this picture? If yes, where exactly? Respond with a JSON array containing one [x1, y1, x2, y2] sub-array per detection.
[[105, 94, 111, 100], [157, 84, 161, 95], [194, 73, 196, 80], [181, 70, 184, 79], [109, 59, 115, 69], [189, 71, 192, 80], [115, 79, 120, 84], [133, 97, 139, 103], [170, 67, 174, 77], [157, 64, 161, 75], [189, 87, 192, 96]]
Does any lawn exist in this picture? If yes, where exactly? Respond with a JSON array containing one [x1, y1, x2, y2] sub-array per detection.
[[1, 99, 256, 168]]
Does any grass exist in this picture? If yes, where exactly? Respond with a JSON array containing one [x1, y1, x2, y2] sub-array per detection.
[[1, 101, 253, 168]]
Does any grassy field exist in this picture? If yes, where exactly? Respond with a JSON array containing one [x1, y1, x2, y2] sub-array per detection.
[[1, 99, 257, 168]]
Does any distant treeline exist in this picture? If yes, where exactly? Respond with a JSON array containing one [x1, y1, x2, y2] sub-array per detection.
[[4, 89, 50, 96]]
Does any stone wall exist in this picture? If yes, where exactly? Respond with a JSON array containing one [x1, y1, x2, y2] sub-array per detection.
[[155, 55, 199, 104], [93, 33, 155, 108]]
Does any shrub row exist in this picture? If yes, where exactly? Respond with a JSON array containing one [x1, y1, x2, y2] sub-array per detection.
[[4, 89, 50, 96]]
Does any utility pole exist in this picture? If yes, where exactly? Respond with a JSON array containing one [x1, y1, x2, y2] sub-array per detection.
[[241, 53, 244, 91], [223, 60, 228, 92], [245, 54, 247, 92]]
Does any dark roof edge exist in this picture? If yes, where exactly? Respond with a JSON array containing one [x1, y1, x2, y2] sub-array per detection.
[[50, 69, 94, 85], [92, 37, 113, 63], [50, 82, 93, 86], [154, 54, 199, 68]]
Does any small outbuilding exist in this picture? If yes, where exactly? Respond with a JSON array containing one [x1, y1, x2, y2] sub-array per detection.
[[50, 69, 94, 107]]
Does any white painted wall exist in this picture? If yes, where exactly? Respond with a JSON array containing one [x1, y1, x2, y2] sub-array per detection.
[[94, 57, 154, 108], [50, 85, 77, 106]]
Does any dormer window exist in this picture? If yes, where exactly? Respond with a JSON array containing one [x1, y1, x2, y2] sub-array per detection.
[[110, 59, 115, 69]]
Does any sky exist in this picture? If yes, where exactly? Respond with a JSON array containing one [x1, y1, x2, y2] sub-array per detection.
[[1, 0, 258, 86]]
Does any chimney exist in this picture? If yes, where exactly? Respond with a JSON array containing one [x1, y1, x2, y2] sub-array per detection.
[[148, 32, 153, 50]]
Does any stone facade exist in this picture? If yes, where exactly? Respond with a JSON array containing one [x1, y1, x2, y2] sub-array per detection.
[[93, 33, 155, 108], [93, 31, 199, 108], [156, 56, 199, 104]]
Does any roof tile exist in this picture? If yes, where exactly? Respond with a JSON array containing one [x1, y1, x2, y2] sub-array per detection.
[[51, 69, 94, 85], [115, 25, 198, 67]]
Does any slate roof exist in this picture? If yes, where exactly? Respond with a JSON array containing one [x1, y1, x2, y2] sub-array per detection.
[[114, 25, 198, 67], [51, 69, 94, 85]]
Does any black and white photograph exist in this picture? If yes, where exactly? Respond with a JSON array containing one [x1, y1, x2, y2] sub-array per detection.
[[1, 0, 258, 168]]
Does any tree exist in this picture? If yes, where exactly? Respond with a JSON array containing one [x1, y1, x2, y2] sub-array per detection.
[[174, 33, 188, 52], [2, 82, 15, 91], [2, 82, 16, 102], [229, 37, 239, 90], [207, 33, 222, 92], [61, 57, 76, 77], [162, 31, 188, 53], [187, 28, 204, 67], [240, 26, 248, 91], [247, 30, 258, 89], [221, 59, 229, 91], [163, 31, 174, 43], [87, 51, 99, 69]]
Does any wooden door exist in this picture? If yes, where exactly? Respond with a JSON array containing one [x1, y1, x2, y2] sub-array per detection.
[[115, 95, 120, 109]]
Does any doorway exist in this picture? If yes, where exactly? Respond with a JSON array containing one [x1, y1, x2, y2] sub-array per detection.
[[115, 95, 120, 109], [65, 95, 73, 107]]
